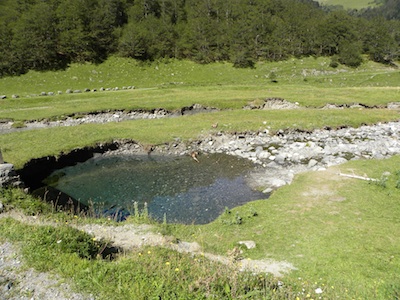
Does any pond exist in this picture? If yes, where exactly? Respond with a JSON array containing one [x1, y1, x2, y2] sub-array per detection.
[[44, 153, 267, 224]]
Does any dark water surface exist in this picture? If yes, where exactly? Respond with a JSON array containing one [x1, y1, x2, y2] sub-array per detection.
[[45, 153, 266, 224]]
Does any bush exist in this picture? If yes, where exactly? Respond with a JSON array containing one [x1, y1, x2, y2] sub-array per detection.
[[329, 56, 339, 68], [338, 42, 363, 68]]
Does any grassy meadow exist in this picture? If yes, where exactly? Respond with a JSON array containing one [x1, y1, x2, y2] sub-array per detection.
[[316, 0, 378, 9], [0, 56, 400, 299]]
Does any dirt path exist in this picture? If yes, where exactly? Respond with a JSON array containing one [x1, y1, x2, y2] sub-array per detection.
[[0, 210, 296, 299]]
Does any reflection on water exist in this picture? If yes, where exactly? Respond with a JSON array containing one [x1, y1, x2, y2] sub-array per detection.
[[45, 153, 266, 224]]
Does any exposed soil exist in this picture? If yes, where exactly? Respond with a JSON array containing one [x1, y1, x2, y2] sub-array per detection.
[[0, 210, 296, 299]]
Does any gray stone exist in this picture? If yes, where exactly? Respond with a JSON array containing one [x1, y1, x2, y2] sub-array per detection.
[[11, 94, 19, 99], [73, 90, 82, 93], [274, 154, 286, 164], [238, 241, 256, 249], [0, 163, 22, 188], [257, 151, 270, 159], [66, 89, 72, 94], [0, 201, 3, 213], [48, 92, 54, 96], [262, 188, 273, 194], [0, 95, 6, 99], [40, 92, 47, 96], [307, 159, 318, 168], [270, 178, 287, 188]]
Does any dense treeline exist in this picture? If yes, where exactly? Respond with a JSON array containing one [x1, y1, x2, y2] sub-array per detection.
[[0, 0, 399, 77]]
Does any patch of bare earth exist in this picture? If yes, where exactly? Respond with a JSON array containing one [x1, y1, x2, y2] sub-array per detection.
[[0, 209, 296, 298], [291, 166, 353, 215]]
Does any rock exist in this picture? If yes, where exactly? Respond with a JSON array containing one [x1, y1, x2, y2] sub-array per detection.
[[0, 163, 22, 188], [238, 241, 256, 249], [388, 102, 400, 109], [40, 92, 47, 96], [48, 92, 54, 96], [11, 94, 19, 99], [307, 159, 318, 168], [73, 90, 82, 93], [262, 188, 273, 194], [257, 151, 270, 159], [0, 95, 6, 99], [274, 154, 286, 164], [0, 201, 3, 213], [66, 89, 72, 94]]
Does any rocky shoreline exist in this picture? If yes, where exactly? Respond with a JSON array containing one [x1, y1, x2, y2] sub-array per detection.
[[104, 120, 400, 193], [1, 99, 400, 195]]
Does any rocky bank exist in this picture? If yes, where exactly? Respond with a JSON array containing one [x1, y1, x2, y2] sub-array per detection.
[[108, 120, 400, 193]]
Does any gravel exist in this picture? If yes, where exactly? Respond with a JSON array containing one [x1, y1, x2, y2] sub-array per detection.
[[0, 242, 94, 300]]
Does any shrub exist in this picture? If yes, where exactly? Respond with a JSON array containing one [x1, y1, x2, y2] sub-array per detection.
[[338, 42, 363, 68]]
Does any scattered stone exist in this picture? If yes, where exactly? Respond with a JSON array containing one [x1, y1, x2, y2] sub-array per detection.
[[244, 98, 300, 110], [48, 92, 54, 96], [73, 90, 82, 93], [388, 102, 400, 109], [66, 89, 72, 94], [11, 94, 19, 99], [40, 92, 47, 96], [0, 95, 6, 99]]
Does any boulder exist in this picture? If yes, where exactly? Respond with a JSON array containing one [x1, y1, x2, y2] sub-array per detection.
[[0, 163, 22, 188]]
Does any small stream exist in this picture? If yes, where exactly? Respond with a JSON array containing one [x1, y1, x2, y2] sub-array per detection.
[[44, 153, 267, 224]]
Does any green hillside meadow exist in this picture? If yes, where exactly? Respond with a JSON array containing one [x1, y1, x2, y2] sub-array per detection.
[[0, 56, 400, 299], [317, 0, 377, 9]]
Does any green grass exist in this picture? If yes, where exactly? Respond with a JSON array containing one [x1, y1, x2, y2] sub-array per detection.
[[1, 108, 399, 169], [1, 56, 400, 299], [0, 217, 281, 299], [167, 156, 400, 299], [1, 156, 400, 299], [317, 0, 378, 9]]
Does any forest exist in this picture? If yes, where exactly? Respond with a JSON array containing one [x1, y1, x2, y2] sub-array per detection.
[[0, 0, 399, 77]]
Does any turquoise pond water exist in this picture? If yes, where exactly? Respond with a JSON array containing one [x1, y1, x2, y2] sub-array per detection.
[[46, 153, 266, 224]]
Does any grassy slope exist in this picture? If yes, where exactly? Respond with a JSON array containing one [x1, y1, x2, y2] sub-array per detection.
[[317, 0, 377, 9], [1, 57, 399, 168], [1, 56, 400, 298], [170, 157, 400, 299]]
